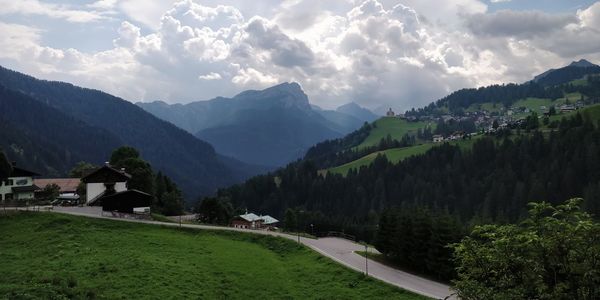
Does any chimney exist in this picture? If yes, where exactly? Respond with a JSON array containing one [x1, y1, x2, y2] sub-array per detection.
[[104, 161, 110, 166], [121, 168, 125, 173]]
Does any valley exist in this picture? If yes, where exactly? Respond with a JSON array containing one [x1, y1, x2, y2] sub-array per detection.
[[3, 1, 600, 299]]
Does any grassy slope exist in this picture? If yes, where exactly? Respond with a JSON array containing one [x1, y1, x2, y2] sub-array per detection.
[[328, 144, 434, 176], [581, 104, 600, 121], [357, 118, 432, 149], [545, 103, 600, 124], [328, 137, 482, 176], [0, 212, 425, 300]]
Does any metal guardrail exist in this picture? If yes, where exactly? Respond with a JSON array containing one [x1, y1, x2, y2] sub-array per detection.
[[317, 231, 356, 241], [101, 210, 151, 220]]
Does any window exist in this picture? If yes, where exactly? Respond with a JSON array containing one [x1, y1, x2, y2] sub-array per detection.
[[5, 193, 13, 200], [16, 179, 28, 186], [4, 179, 14, 186]]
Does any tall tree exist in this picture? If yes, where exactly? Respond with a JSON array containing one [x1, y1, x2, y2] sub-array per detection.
[[453, 199, 600, 300], [195, 197, 233, 225], [69, 161, 98, 178], [109, 147, 154, 194]]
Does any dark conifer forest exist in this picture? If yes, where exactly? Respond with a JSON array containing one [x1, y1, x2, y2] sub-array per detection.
[[216, 113, 600, 279]]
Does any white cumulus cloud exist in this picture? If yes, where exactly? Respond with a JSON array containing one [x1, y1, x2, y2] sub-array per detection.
[[2, 0, 600, 112]]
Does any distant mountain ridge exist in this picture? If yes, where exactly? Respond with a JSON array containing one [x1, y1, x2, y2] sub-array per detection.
[[533, 59, 600, 86], [138, 82, 312, 134], [406, 59, 600, 117], [336, 102, 379, 122], [0, 66, 261, 200], [138, 84, 377, 167]]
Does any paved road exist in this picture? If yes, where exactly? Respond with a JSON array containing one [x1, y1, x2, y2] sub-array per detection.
[[11, 207, 455, 299]]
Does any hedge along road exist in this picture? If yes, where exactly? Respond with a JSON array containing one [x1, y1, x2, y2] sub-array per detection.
[[35, 206, 455, 300]]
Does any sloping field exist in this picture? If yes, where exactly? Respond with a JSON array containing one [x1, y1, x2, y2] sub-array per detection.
[[328, 137, 483, 176], [357, 118, 432, 149], [0, 212, 424, 299]]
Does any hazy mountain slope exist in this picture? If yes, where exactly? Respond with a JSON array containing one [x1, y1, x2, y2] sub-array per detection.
[[336, 102, 379, 122], [139, 83, 353, 167], [314, 110, 365, 134], [197, 106, 341, 167], [138, 83, 315, 133], [0, 66, 254, 198]]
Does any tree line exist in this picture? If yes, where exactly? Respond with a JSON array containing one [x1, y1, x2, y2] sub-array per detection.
[[211, 113, 600, 280]]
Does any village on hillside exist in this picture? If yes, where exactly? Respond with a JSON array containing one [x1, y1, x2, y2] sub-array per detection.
[[385, 97, 589, 144]]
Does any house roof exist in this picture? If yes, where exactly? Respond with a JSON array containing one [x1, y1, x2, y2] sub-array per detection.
[[236, 213, 279, 224], [237, 213, 262, 222], [12, 184, 40, 193], [10, 167, 40, 177], [81, 165, 131, 183], [34, 178, 80, 193], [261, 215, 279, 225]]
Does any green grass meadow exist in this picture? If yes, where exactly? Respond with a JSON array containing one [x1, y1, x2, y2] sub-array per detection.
[[0, 212, 425, 300], [328, 144, 434, 176], [357, 118, 432, 150], [328, 136, 482, 176]]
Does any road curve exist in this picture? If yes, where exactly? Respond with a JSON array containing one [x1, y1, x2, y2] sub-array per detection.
[[19, 207, 455, 299]]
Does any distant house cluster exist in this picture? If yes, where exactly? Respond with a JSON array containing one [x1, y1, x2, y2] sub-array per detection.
[[1, 161, 152, 215], [231, 212, 279, 230], [432, 131, 472, 143], [34, 178, 80, 205]]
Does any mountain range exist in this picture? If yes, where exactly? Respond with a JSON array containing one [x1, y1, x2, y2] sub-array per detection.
[[0, 66, 264, 200], [533, 59, 600, 86], [137, 84, 377, 167]]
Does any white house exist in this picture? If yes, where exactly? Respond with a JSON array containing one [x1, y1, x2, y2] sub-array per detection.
[[0, 164, 40, 204], [231, 213, 280, 229], [433, 135, 444, 143], [81, 164, 130, 204]]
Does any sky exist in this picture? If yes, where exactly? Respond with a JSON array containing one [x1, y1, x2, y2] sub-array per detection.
[[1, 0, 600, 112]]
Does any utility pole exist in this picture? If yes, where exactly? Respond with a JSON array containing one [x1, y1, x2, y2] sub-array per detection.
[[365, 243, 369, 276]]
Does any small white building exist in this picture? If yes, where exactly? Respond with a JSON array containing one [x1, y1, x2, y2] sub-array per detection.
[[0, 164, 40, 204], [231, 213, 280, 229], [433, 135, 444, 143]]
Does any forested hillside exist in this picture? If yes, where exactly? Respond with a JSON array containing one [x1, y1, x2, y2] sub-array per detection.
[[0, 66, 257, 199], [213, 113, 600, 279], [0, 84, 122, 176]]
